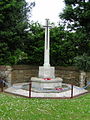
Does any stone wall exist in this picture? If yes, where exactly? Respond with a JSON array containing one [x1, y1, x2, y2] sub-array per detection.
[[11, 65, 38, 84], [55, 66, 80, 86], [0, 65, 90, 86], [12, 65, 80, 86]]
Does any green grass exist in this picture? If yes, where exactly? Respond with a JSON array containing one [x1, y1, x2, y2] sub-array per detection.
[[0, 93, 90, 120]]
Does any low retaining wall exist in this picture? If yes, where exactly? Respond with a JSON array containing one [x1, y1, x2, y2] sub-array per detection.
[[12, 65, 38, 84], [55, 66, 80, 86], [0, 65, 90, 86]]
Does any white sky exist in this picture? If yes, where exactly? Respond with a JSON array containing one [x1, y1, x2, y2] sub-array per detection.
[[26, 0, 65, 25]]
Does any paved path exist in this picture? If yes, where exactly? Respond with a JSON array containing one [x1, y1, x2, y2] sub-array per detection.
[[5, 83, 88, 98]]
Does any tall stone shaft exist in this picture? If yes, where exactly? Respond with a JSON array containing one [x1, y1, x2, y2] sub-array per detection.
[[44, 19, 51, 67]]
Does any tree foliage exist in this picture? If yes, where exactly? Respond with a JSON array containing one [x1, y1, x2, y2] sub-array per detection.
[[22, 22, 45, 65], [74, 53, 90, 72], [50, 26, 79, 66], [59, 0, 90, 59], [60, 0, 90, 32], [0, 0, 35, 65]]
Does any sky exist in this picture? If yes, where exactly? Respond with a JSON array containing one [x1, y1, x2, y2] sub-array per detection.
[[26, 0, 65, 25]]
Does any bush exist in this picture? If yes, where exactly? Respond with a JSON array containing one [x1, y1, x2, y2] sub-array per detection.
[[74, 53, 90, 72]]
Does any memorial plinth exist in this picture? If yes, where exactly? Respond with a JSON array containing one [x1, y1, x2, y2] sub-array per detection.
[[31, 77, 63, 92], [39, 66, 55, 78]]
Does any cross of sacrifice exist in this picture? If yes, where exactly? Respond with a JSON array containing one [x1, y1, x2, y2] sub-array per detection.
[[43, 19, 52, 67]]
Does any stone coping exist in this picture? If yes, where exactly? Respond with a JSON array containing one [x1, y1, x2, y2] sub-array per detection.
[[31, 77, 63, 83]]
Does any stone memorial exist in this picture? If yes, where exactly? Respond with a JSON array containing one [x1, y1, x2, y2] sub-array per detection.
[[31, 19, 63, 92], [39, 19, 55, 78]]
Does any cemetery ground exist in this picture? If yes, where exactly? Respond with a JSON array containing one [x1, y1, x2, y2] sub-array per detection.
[[0, 93, 90, 120]]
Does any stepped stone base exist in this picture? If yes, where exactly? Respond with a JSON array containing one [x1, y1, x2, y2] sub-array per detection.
[[39, 66, 55, 78], [31, 77, 63, 90]]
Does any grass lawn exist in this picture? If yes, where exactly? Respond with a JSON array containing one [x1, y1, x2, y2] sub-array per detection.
[[0, 93, 90, 120]]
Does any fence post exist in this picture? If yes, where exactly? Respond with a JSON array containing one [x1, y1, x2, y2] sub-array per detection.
[[29, 80, 32, 98], [71, 84, 73, 98], [0, 81, 4, 92], [85, 77, 87, 86]]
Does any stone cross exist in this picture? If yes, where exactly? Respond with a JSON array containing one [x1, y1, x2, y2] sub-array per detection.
[[39, 19, 55, 78], [43, 19, 51, 67]]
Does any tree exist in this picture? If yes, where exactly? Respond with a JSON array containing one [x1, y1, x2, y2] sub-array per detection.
[[60, 0, 90, 31], [59, 0, 90, 56], [0, 0, 35, 65], [50, 26, 78, 66], [20, 22, 45, 65]]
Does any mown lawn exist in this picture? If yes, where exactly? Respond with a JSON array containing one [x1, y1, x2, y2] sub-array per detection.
[[0, 93, 90, 120]]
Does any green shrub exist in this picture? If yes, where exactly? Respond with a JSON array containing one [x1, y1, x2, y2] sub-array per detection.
[[74, 53, 90, 72]]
